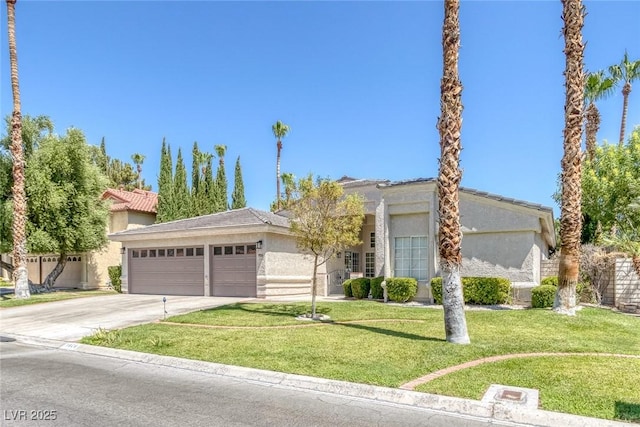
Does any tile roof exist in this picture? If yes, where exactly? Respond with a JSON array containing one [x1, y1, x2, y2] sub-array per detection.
[[110, 207, 290, 237], [102, 188, 158, 214], [377, 177, 554, 214]]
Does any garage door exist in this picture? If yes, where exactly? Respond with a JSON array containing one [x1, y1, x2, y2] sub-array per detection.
[[210, 244, 257, 297], [129, 247, 204, 296]]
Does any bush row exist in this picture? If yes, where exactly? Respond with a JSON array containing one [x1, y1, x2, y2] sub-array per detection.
[[430, 276, 511, 305], [342, 276, 417, 302]]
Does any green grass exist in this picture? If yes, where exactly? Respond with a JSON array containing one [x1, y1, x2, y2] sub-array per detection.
[[81, 301, 640, 421], [0, 277, 13, 288], [418, 356, 640, 422], [0, 289, 118, 308]]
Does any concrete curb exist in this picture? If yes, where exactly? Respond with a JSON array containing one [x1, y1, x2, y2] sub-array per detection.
[[1, 332, 632, 427]]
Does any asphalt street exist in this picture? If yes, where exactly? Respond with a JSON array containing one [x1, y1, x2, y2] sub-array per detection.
[[1, 340, 516, 427]]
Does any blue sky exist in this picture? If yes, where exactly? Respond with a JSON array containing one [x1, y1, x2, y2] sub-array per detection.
[[1, 1, 638, 216]]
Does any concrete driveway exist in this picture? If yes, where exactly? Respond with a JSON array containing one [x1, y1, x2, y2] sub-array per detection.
[[0, 294, 246, 341]]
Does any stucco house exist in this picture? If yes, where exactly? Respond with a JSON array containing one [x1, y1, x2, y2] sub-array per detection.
[[1, 188, 157, 289], [109, 177, 555, 302]]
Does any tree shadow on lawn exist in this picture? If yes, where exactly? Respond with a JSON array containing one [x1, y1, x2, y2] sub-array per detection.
[[209, 303, 332, 318], [333, 321, 445, 342], [615, 401, 640, 422]]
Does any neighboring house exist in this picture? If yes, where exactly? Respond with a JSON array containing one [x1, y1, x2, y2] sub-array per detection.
[[0, 188, 157, 289], [109, 177, 556, 302]]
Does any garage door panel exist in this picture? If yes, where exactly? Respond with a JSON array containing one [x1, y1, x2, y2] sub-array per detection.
[[210, 244, 257, 297], [129, 248, 204, 296]]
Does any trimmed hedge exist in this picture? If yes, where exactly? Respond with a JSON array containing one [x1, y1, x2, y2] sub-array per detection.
[[541, 276, 559, 287], [342, 279, 353, 298], [350, 278, 371, 299], [370, 276, 385, 299], [107, 265, 122, 293], [386, 277, 418, 303], [430, 276, 511, 305], [537, 276, 594, 303], [531, 284, 556, 308]]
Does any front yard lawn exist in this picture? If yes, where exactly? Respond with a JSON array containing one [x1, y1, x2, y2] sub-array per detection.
[[81, 301, 640, 422], [0, 289, 118, 308]]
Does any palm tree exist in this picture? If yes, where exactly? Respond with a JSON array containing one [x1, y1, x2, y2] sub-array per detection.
[[214, 144, 228, 212], [584, 70, 615, 160], [437, 0, 469, 344], [214, 144, 226, 166], [609, 51, 640, 146], [272, 120, 290, 210], [555, 0, 585, 315], [131, 153, 145, 189], [6, 0, 29, 298]]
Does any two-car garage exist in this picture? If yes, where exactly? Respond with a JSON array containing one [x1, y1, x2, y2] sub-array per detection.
[[128, 244, 257, 297]]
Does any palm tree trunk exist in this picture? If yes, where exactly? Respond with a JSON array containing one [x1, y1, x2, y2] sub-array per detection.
[[276, 140, 282, 210], [584, 102, 600, 161], [438, 0, 469, 344], [6, 0, 29, 299], [555, 0, 585, 315], [618, 82, 631, 146]]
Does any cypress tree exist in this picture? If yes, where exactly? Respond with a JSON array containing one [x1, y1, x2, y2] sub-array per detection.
[[156, 138, 174, 223], [173, 148, 191, 220], [214, 145, 228, 212], [203, 156, 214, 215], [231, 156, 246, 209], [191, 141, 201, 216]]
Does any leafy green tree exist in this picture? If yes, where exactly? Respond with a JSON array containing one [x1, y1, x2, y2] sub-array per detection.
[[231, 156, 246, 209], [272, 120, 290, 210], [93, 138, 149, 191], [581, 127, 640, 242], [289, 175, 364, 319], [173, 148, 191, 220], [1, 114, 53, 282], [609, 51, 640, 146], [26, 128, 109, 289], [156, 138, 174, 223], [214, 144, 228, 212]]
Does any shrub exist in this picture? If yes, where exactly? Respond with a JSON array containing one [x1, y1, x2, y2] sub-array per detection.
[[531, 285, 556, 308], [430, 276, 511, 305], [107, 265, 122, 293], [541, 276, 559, 287], [350, 278, 371, 299], [370, 276, 385, 299], [342, 279, 353, 298], [386, 277, 418, 303]]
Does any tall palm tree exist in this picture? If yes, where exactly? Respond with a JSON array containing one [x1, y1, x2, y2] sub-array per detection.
[[6, 0, 29, 298], [609, 51, 640, 146], [214, 144, 226, 166], [437, 0, 469, 344], [555, 0, 585, 315], [584, 70, 615, 160], [272, 120, 290, 210], [131, 153, 145, 189]]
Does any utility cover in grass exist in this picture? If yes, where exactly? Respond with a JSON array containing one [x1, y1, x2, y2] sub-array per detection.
[[296, 314, 332, 322]]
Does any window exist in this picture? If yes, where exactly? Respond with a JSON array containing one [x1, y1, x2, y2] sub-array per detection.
[[344, 251, 361, 273], [247, 245, 256, 255], [370, 232, 375, 248], [167, 249, 175, 257], [224, 246, 233, 255], [365, 253, 375, 278], [195, 247, 204, 256], [149, 249, 156, 258], [394, 236, 427, 280], [132, 250, 139, 258], [213, 247, 222, 256], [235, 245, 245, 255], [176, 248, 184, 257], [158, 249, 165, 257], [186, 248, 194, 257]]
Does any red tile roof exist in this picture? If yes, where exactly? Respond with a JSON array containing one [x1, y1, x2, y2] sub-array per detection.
[[102, 188, 158, 214]]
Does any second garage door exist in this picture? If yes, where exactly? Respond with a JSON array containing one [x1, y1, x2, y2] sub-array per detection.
[[210, 244, 257, 297], [129, 247, 204, 296]]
